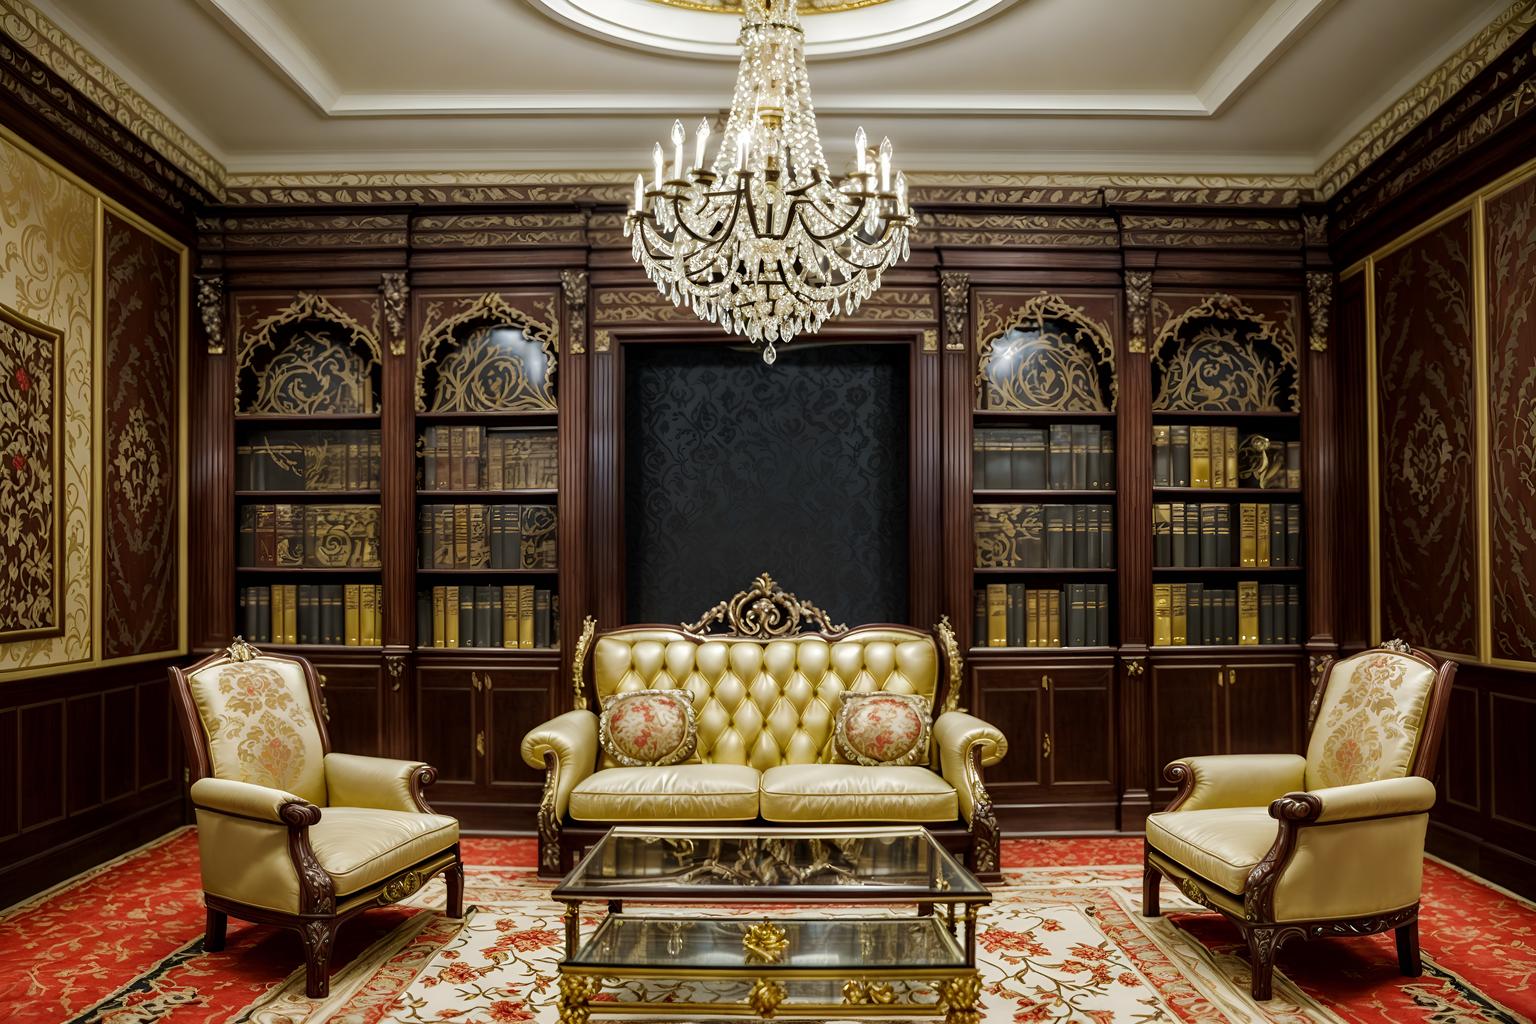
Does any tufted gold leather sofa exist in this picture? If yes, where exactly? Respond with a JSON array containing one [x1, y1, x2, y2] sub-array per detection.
[[169, 641, 463, 999], [1142, 642, 1456, 1000], [523, 621, 1007, 879]]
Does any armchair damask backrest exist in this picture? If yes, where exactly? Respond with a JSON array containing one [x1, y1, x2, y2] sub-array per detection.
[[1303, 643, 1453, 792], [171, 639, 332, 806]]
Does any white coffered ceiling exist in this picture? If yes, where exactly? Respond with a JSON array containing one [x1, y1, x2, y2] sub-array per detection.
[[23, 0, 1518, 177]]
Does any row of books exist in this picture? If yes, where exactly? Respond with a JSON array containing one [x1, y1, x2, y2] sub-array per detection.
[[1153, 582, 1301, 646], [975, 584, 1112, 649], [417, 585, 558, 649], [418, 504, 558, 570], [238, 505, 380, 568], [237, 429, 380, 491], [238, 584, 383, 646], [973, 426, 1115, 491], [974, 504, 1114, 569], [419, 426, 557, 491], [1153, 503, 1301, 568], [1153, 426, 1301, 489]]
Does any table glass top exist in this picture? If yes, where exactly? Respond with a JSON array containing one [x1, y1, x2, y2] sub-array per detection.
[[565, 914, 967, 972], [553, 826, 988, 901]]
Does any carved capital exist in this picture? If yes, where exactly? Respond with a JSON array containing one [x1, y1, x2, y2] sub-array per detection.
[[1306, 271, 1333, 352], [380, 272, 408, 357], [196, 275, 225, 355], [922, 327, 938, 352], [1125, 270, 1152, 353], [940, 271, 970, 352], [561, 269, 589, 355], [594, 328, 612, 353], [1303, 213, 1329, 247]]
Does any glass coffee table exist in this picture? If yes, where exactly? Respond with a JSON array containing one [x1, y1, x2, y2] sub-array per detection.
[[552, 825, 989, 1022]]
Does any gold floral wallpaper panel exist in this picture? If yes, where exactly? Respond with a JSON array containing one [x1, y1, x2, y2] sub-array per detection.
[[0, 133, 93, 673]]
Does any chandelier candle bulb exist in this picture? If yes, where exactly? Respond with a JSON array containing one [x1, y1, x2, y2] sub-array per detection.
[[633, 174, 644, 213], [627, 0, 913, 362]]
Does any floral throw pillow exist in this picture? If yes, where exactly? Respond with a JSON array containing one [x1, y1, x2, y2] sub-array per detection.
[[835, 692, 931, 767], [599, 689, 697, 767]]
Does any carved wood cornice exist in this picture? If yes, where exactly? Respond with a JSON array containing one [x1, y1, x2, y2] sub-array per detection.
[[1120, 214, 1303, 249]]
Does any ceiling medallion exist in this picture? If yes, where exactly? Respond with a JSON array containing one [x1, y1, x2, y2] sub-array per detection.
[[646, 0, 893, 12], [626, 0, 914, 363]]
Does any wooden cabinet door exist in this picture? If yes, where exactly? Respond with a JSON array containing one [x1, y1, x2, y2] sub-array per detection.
[[972, 662, 1044, 804], [1150, 663, 1223, 801], [1223, 662, 1300, 755], [414, 665, 482, 795], [310, 658, 384, 758], [1043, 667, 1114, 789], [483, 663, 560, 794]]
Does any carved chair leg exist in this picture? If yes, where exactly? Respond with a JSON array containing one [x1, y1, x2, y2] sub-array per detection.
[[300, 919, 338, 999], [1396, 919, 1422, 976], [1245, 926, 1278, 1001], [445, 858, 465, 919], [203, 906, 227, 952], [1141, 858, 1162, 917]]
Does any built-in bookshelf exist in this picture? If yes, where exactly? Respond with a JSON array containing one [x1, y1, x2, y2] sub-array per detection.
[[414, 320, 561, 652], [234, 317, 384, 650], [1148, 299, 1303, 649], [970, 302, 1118, 652]]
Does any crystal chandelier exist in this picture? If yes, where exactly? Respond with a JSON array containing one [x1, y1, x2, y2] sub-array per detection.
[[625, 0, 915, 363]]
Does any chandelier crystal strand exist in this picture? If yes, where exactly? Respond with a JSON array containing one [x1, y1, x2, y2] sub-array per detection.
[[624, 0, 914, 363]]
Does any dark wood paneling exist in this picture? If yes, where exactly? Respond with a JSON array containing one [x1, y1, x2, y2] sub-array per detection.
[[313, 660, 384, 758], [1488, 691, 1536, 836], [66, 695, 102, 814], [1444, 684, 1481, 813], [1150, 663, 1222, 797], [415, 667, 479, 788], [1224, 662, 1299, 754], [103, 687, 136, 802], [1047, 671, 1114, 786], [485, 663, 558, 792], [1373, 212, 1480, 655], [1485, 173, 1536, 662], [972, 662, 1043, 792]]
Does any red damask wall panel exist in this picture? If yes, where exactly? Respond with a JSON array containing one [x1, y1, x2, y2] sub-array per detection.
[[1373, 211, 1479, 655], [101, 212, 180, 660], [1487, 175, 1536, 663], [0, 304, 62, 641]]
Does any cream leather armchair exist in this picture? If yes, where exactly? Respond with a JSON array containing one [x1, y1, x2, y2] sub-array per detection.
[[523, 583, 1008, 881], [1142, 642, 1455, 1000], [170, 640, 464, 998]]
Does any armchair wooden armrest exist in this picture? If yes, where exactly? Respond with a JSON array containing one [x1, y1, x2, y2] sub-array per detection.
[[521, 709, 599, 874], [1164, 754, 1307, 812], [323, 752, 437, 813], [932, 711, 1007, 878]]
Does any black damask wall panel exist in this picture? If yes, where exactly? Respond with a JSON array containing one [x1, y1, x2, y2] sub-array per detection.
[[624, 343, 909, 626]]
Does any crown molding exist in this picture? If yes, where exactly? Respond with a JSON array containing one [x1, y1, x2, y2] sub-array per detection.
[[0, 0, 1528, 208]]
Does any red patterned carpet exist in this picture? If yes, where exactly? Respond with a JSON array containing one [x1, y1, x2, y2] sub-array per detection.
[[2, 830, 1531, 1023]]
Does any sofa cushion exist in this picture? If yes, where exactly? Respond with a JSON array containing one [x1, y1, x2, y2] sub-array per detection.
[[307, 807, 459, 896], [835, 692, 931, 766], [1145, 807, 1279, 894], [599, 689, 697, 767], [569, 765, 760, 822], [759, 765, 958, 823]]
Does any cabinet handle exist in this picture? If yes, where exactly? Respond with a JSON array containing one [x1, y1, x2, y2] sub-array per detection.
[[476, 731, 486, 757], [1042, 733, 1052, 758], [1041, 674, 1051, 691], [316, 673, 330, 722], [1227, 669, 1237, 687], [1217, 669, 1225, 687]]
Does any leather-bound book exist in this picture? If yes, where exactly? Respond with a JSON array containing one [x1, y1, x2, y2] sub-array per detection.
[[1072, 505, 1089, 568], [1239, 503, 1257, 567], [1046, 590, 1061, 648], [1238, 581, 1259, 645], [276, 504, 304, 567], [1170, 425, 1190, 487], [1286, 504, 1301, 566], [470, 504, 489, 569], [1286, 584, 1300, 644], [986, 584, 1007, 647], [475, 585, 494, 650], [457, 586, 475, 649], [1286, 441, 1302, 488], [973, 589, 986, 648], [1256, 504, 1271, 566], [466, 426, 483, 490], [1044, 505, 1067, 568], [1067, 583, 1086, 648], [1187, 582, 1203, 646], [1171, 503, 1187, 567], [1099, 505, 1114, 569], [444, 586, 460, 648], [1048, 424, 1071, 489], [520, 505, 558, 569], [1007, 583, 1023, 648], [518, 584, 536, 649], [1017, 429, 1047, 489], [447, 427, 463, 490], [432, 586, 446, 647], [1153, 584, 1172, 646], [327, 585, 345, 645], [1190, 426, 1211, 488], [453, 505, 469, 568], [1269, 503, 1286, 568], [1153, 503, 1171, 566], [534, 589, 552, 648], [417, 590, 432, 649], [1099, 430, 1115, 490], [488, 431, 505, 491], [1224, 427, 1239, 486], [418, 506, 432, 569], [1152, 425, 1171, 486], [503, 585, 518, 648], [1171, 583, 1187, 646], [359, 583, 375, 646], [1211, 427, 1226, 488], [1216, 504, 1233, 566], [1198, 504, 1218, 567], [238, 587, 252, 638], [1071, 425, 1090, 489], [255, 586, 271, 644], [238, 505, 257, 566], [1024, 589, 1038, 648], [345, 584, 360, 646]]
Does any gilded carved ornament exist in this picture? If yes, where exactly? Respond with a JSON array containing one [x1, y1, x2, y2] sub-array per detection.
[[415, 292, 558, 412], [1150, 293, 1299, 412], [380, 273, 408, 357], [684, 573, 848, 637], [561, 270, 588, 355], [935, 615, 966, 715], [940, 271, 969, 352], [196, 275, 224, 355], [1307, 272, 1333, 352], [1125, 270, 1152, 354], [236, 292, 382, 410], [974, 292, 1117, 412]]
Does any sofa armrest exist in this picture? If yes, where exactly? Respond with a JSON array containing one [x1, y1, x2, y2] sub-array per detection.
[[324, 752, 436, 813], [520, 709, 599, 820], [190, 776, 318, 824], [933, 711, 1007, 824], [1271, 775, 1436, 824], [1164, 754, 1307, 812]]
